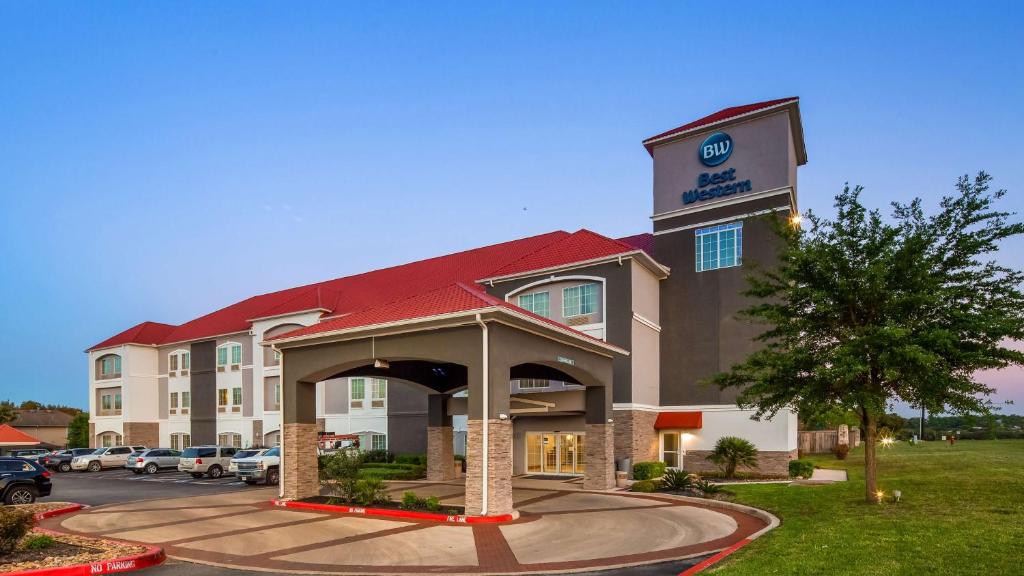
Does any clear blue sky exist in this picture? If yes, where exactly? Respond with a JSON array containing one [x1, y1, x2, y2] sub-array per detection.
[[1, 2, 1022, 413]]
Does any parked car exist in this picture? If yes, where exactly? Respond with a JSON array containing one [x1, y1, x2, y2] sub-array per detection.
[[125, 449, 182, 474], [0, 457, 52, 504], [9, 449, 49, 462], [177, 446, 237, 478], [235, 446, 280, 485], [40, 448, 97, 473], [72, 445, 147, 472], [228, 448, 265, 475]]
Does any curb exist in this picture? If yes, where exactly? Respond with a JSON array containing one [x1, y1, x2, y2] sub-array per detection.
[[272, 499, 516, 524], [7, 503, 166, 576], [677, 538, 753, 576]]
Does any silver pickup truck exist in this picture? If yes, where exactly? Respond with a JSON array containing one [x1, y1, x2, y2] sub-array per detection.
[[234, 446, 280, 485]]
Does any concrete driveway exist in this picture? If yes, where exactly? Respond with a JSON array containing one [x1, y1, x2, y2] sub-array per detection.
[[45, 480, 768, 575]]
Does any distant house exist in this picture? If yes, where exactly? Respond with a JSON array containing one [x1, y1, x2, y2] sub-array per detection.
[[0, 424, 42, 455], [11, 410, 73, 449]]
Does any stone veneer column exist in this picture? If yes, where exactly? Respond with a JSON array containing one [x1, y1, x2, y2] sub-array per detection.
[[464, 419, 513, 516], [612, 410, 659, 475], [88, 423, 96, 448], [584, 423, 615, 490], [426, 426, 455, 481], [282, 422, 319, 500], [252, 420, 263, 447]]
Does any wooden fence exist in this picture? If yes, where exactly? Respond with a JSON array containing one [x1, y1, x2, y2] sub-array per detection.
[[798, 427, 861, 454]]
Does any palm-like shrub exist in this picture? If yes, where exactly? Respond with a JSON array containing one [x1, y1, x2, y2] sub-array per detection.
[[660, 469, 694, 492], [705, 436, 758, 478]]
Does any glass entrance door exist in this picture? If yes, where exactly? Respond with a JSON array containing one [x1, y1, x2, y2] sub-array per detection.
[[526, 432, 585, 475]]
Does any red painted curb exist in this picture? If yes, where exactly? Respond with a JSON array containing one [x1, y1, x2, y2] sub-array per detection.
[[6, 503, 167, 576], [272, 499, 515, 524], [677, 538, 752, 576]]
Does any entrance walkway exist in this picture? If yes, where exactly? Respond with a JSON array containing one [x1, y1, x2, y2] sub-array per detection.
[[46, 481, 771, 575]]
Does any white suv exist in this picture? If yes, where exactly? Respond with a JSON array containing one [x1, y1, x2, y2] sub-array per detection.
[[72, 446, 147, 472], [234, 446, 280, 485], [177, 446, 237, 479]]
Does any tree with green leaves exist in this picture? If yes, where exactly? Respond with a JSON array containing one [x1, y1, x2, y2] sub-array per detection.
[[706, 436, 759, 478], [67, 413, 90, 448], [0, 401, 15, 425], [711, 173, 1024, 502]]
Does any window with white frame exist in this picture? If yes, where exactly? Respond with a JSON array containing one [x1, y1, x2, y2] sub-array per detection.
[[370, 434, 387, 451], [661, 432, 682, 468], [170, 392, 178, 415], [169, 350, 190, 376], [169, 353, 178, 373], [563, 283, 597, 317], [371, 379, 386, 409], [171, 433, 191, 451], [98, 389, 122, 416], [350, 378, 365, 410], [232, 387, 242, 412], [515, 379, 549, 389], [181, 391, 190, 414], [218, 432, 242, 448], [217, 389, 228, 412], [217, 343, 242, 369], [695, 222, 743, 272], [517, 291, 550, 318], [96, 354, 122, 379], [99, 431, 121, 447]]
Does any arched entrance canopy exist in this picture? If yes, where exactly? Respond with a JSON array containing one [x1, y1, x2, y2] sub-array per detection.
[[266, 302, 627, 517]]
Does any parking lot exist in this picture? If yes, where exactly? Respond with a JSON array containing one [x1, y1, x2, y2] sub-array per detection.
[[44, 467, 264, 507]]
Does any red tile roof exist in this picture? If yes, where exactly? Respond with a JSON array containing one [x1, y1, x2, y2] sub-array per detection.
[[642, 97, 800, 154], [87, 321, 178, 352], [483, 229, 639, 279], [0, 424, 42, 445], [89, 229, 654, 351], [616, 233, 654, 257]]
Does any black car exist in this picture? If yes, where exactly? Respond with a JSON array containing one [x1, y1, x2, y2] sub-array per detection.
[[0, 457, 52, 504], [40, 448, 97, 473]]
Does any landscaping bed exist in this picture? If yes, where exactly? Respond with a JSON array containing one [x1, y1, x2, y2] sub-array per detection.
[[297, 495, 465, 516], [1, 503, 150, 574]]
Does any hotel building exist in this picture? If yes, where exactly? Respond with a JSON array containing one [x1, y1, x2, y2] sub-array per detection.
[[87, 97, 806, 515]]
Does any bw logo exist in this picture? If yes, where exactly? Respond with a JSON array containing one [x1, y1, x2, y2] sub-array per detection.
[[699, 132, 732, 167]]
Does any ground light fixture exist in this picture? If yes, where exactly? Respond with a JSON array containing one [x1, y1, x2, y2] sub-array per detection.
[[875, 490, 884, 503], [893, 489, 902, 503], [880, 436, 895, 448], [373, 358, 390, 369]]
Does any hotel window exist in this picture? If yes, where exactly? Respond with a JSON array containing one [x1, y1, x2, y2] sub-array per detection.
[[231, 344, 242, 365], [371, 434, 387, 451], [170, 392, 178, 415], [563, 283, 597, 317], [350, 378, 365, 409], [218, 432, 242, 448], [181, 391, 191, 414], [217, 347, 228, 367], [96, 355, 122, 379], [99, 432, 122, 447], [516, 379, 549, 389], [517, 292, 550, 318], [232, 387, 242, 412], [695, 222, 743, 272], [182, 352, 190, 370], [218, 389, 228, 412], [171, 433, 191, 451], [661, 432, 682, 469], [371, 379, 387, 409], [169, 353, 178, 372]]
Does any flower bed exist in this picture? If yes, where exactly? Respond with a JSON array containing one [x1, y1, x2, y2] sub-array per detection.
[[299, 495, 464, 516]]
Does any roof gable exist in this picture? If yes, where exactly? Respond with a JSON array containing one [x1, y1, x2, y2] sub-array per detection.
[[0, 424, 41, 445], [87, 321, 177, 352]]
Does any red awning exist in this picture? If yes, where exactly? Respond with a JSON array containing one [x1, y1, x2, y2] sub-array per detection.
[[654, 412, 702, 430]]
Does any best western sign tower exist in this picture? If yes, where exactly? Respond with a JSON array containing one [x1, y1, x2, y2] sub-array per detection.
[[643, 97, 807, 406]]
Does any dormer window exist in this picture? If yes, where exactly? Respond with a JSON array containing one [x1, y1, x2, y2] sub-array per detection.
[[563, 283, 597, 317], [517, 292, 550, 318]]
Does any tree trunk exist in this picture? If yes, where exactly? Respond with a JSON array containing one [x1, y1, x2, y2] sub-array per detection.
[[862, 408, 879, 503]]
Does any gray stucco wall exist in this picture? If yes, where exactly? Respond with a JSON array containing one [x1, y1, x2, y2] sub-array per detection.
[[189, 340, 217, 445], [386, 379, 428, 454]]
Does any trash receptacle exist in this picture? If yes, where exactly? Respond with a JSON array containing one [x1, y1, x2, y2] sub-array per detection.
[[616, 458, 631, 473]]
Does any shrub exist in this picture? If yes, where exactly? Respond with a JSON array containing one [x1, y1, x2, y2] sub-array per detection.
[[353, 477, 389, 506], [834, 443, 850, 460], [401, 491, 421, 509], [789, 459, 815, 478], [361, 449, 394, 463], [0, 508, 34, 556], [394, 454, 427, 466], [21, 534, 55, 551], [425, 495, 441, 512], [706, 436, 759, 478], [693, 478, 724, 495], [359, 462, 425, 480], [661, 469, 694, 492], [632, 461, 666, 481], [630, 480, 657, 493], [319, 450, 362, 502]]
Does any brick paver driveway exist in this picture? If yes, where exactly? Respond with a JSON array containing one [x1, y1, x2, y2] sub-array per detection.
[[45, 479, 770, 575]]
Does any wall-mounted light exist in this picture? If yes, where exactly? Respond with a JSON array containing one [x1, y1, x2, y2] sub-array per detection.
[[790, 213, 803, 226], [374, 359, 390, 369], [498, 413, 509, 420], [607, 418, 614, 424]]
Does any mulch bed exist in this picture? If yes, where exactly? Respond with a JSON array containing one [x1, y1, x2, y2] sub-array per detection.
[[301, 495, 465, 515], [0, 503, 148, 573]]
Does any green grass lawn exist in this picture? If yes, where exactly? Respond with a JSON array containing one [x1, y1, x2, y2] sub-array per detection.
[[709, 440, 1024, 575]]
